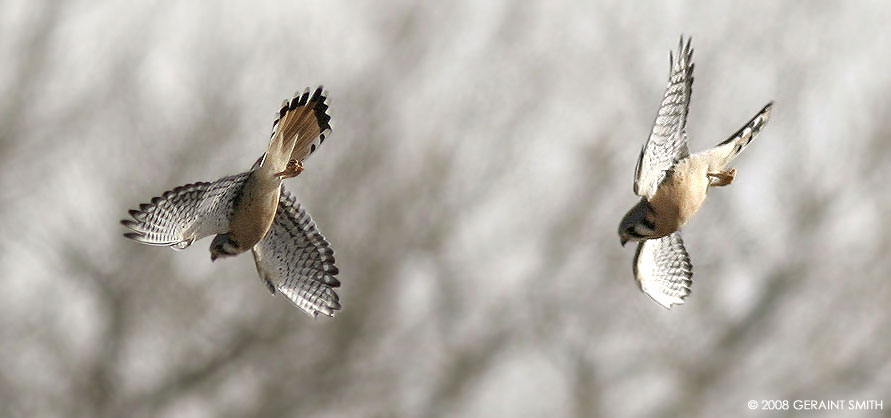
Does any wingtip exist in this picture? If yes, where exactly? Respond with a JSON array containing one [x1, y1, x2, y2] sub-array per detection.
[[662, 300, 685, 310], [309, 304, 339, 318], [329, 299, 342, 312], [761, 101, 774, 120], [123, 231, 143, 240], [648, 289, 690, 310], [669, 35, 694, 72], [324, 265, 340, 277], [121, 219, 140, 230]]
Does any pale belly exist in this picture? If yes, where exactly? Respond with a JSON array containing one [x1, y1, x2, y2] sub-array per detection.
[[229, 172, 282, 249], [648, 158, 710, 236]]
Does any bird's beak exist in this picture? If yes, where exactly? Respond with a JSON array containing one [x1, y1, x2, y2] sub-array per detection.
[[620, 237, 628, 247], [211, 253, 218, 262]]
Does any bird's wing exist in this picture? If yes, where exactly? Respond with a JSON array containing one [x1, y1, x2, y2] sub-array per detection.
[[252, 189, 341, 317], [633, 232, 693, 309], [121, 173, 249, 249], [634, 36, 695, 198], [260, 86, 332, 171]]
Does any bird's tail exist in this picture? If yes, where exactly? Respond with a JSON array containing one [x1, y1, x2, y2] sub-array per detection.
[[702, 102, 773, 170], [260, 86, 332, 173]]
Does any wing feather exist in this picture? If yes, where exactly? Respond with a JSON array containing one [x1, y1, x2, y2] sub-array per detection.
[[634, 36, 695, 197], [252, 189, 341, 317], [121, 173, 249, 249], [633, 232, 693, 309]]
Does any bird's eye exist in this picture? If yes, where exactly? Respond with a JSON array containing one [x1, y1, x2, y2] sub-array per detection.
[[626, 225, 645, 238]]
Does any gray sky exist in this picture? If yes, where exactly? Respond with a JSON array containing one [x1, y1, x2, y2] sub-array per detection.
[[1, 1, 889, 417]]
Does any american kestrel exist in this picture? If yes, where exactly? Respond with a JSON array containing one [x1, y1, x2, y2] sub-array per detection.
[[122, 87, 341, 317], [618, 37, 773, 309]]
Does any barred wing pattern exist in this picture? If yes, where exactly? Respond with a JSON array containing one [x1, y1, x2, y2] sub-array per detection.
[[121, 173, 249, 249], [252, 189, 341, 317], [633, 232, 693, 309], [634, 37, 695, 198]]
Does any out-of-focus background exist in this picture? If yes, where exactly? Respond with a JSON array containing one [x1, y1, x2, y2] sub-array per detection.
[[1, 1, 889, 417]]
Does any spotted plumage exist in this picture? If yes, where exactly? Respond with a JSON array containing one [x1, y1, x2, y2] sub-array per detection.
[[121, 173, 249, 250], [253, 189, 340, 317], [633, 233, 692, 309], [633, 37, 694, 199], [618, 37, 773, 309], [122, 86, 341, 317]]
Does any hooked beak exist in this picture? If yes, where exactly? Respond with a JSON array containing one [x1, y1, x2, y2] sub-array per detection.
[[620, 237, 629, 247], [211, 253, 219, 262]]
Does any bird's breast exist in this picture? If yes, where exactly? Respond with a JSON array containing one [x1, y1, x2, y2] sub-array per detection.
[[649, 160, 709, 234], [228, 172, 281, 251]]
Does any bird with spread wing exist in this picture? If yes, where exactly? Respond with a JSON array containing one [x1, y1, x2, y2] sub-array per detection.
[[618, 37, 773, 309], [122, 87, 341, 317]]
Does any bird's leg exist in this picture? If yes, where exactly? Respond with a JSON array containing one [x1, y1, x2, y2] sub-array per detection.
[[708, 168, 736, 187], [275, 159, 304, 179]]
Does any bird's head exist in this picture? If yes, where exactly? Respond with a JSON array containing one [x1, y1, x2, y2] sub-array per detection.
[[210, 234, 242, 261], [618, 200, 656, 247]]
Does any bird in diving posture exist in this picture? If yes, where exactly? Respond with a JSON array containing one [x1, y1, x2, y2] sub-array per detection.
[[618, 37, 773, 309], [122, 87, 341, 317]]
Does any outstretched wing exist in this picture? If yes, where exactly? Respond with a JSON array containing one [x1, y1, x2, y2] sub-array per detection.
[[252, 189, 341, 317], [633, 232, 693, 309], [121, 173, 249, 249], [634, 36, 695, 198]]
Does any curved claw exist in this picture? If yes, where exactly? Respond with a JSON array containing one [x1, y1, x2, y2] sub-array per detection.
[[275, 159, 304, 179], [708, 168, 736, 187]]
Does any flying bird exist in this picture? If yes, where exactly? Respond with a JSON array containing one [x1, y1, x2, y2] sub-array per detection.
[[618, 37, 773, 309], [122, 87, 341, 317]]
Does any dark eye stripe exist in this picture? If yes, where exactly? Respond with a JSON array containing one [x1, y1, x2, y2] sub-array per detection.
[[641, 218, 656, 230]]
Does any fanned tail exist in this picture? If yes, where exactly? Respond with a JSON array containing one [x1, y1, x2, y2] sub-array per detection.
[[704, 102, 773, 170], [261, 86, 332, 172]]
